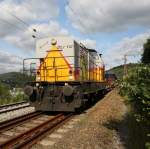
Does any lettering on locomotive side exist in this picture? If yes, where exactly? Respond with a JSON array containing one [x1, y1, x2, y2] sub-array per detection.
[[58, 45, 73, 49]]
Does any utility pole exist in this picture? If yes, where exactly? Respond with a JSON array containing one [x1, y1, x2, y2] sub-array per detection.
[[123, 53, 141, 78], [123, 54, 127, 78]]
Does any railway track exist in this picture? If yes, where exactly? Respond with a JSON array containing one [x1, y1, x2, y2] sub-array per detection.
[[0, 111, 73, 149], [0, 101, 30, 114]]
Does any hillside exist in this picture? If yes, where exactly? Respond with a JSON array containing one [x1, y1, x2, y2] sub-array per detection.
[[0, 63, 139, 88], [106, 63, 139, 79], [0, 72, 34, 88]]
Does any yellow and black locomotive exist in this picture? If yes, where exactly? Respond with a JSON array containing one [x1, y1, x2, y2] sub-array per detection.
[[24, 37, 106, 112]]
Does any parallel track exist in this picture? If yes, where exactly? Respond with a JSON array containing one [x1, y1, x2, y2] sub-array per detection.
[[0, 101, 28, 109], [0, 101, 30, 114], [0, 112, 73, 149], [0, 111, 42, 132]]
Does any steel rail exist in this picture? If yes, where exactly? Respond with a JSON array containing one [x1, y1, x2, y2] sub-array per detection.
[[0, 104, 30, 114], [0, 101, 28, 109], [0, 111, 42, 132], [0, 113, 73, 149], [23, 113, 73, 149]]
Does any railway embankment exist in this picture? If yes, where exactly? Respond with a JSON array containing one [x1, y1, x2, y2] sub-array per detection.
[[33, 89, 131, 149]]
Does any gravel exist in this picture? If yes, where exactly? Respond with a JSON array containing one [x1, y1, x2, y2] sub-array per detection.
[[0, 106, 35, 122], [37, 89, 129, 149]]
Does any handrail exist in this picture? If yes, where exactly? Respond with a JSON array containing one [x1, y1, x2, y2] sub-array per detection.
[[23, 56, 104, 82]]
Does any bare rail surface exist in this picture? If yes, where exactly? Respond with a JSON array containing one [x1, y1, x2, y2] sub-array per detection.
[[0, 112, 73, 149]]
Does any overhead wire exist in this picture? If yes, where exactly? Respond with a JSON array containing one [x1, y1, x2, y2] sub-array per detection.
[[0, 16, 38, 40], [0, 3, 47, 54], [17, 1, 44, 38], [7, 11, 37, 33], [9, 12, 44, 39], [66, 1, 97, 49], [8, 0, 48, 39], [0, 16, 37, 40], [8, 12, 31, 28], [66, 1, 87, 34], [66, 1, 95, 36], [0, 18, 26, 31], [1, 6, 42, 38]]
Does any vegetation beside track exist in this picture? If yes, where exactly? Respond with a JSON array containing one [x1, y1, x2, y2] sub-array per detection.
[[106, 63, 139, 79], [0, 72, 32, 105], [0, 72, 34, 88], [119, 64, 150, 149], [0, 82, 27, 105], [117, 39, 150, 149]]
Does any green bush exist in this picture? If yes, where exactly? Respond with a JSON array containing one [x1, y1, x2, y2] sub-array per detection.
[[119, 64, 150, 148], [120, 65, 150, 124], [0, 83, 11, 102], [0, 82, 26, 105]]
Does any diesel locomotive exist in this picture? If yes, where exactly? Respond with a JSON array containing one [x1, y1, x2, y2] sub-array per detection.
[[23, 36, 107, 112]]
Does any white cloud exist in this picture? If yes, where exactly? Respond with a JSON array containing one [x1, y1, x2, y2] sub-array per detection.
[[70, 35, 97, 49], [31, 21, 69, 37], [0, 0, 59, 36], [0, 0, 59, 22], [66, 0, 150, 33], [104, 32, 150, 69], [0, 50, 22, 73], [0, 0, 97, 53], [0, 37, 97, 74], [5, 21, 69, 52], [0, 0, 64, 53], [80, 39, 96, 49]]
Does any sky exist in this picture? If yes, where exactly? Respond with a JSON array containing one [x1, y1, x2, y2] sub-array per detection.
[[0, 0, 150, 73]]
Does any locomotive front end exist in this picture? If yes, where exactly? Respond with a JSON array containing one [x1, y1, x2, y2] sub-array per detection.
[[23, 36, 106, 112]]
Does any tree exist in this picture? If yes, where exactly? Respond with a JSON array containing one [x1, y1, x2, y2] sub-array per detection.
[[0, 83, 11, 99], [142, 39, 150, 64]]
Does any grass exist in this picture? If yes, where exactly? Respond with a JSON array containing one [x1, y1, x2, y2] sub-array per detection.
[[0, 94, 27, 105]]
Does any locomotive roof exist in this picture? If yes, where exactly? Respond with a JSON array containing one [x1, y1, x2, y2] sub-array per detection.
[[88, 49, 97, 53]]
